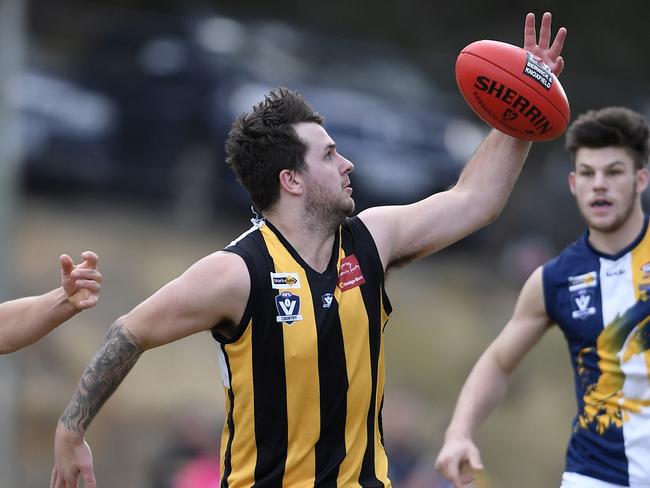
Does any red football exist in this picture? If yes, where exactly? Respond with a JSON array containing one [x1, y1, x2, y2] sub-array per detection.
[[455, 40, 570, 141]]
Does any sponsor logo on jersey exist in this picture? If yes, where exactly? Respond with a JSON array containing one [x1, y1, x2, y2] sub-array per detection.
[[270, 272, 301, 289], [275, 292, 303, 324], [321, 293, 334, 309], [338, 254, 366, 291], [605, 268, 625, 277], [568, 271, 598, 292], [571, 289, 597, 319]]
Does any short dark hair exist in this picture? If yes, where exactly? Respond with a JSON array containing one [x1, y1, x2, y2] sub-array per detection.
[[565, 107, 650, 169], [225, 87, 325, 211]]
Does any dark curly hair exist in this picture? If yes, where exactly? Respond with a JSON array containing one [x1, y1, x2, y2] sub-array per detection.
[[565, 107, 650, 169], [225, 87, 325, 211]]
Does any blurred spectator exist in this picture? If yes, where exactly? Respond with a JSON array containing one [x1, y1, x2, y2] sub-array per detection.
[[383, 387, 453, 487], [149, 410, 221, 488], [499, 234, 554, 284], [171, 455, 220, 488]]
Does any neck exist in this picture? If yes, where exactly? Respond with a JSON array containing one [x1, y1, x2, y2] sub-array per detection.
[[587, 208, 646, 255], [264, 208, 339, 273]]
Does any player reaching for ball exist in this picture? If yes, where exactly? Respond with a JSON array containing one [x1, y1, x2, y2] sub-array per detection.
[[435, 107, 650, 488], [50, 12, 565, 488]]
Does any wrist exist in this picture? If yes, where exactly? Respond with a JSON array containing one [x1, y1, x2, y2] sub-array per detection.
[[54, 287, 82, 314], [56, 419, 85, 441], [444, 424, 472, 441]]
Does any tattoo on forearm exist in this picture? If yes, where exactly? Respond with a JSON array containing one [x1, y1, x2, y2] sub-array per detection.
[[60, 321, 143, 433]]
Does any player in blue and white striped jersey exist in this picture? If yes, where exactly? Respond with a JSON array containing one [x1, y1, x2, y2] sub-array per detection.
[[436, 107, 650, 488]]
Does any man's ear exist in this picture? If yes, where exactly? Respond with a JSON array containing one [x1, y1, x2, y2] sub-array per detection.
[[568, 171, 576, 196], [279, 169, 303, 196], [636, 167, 649, 194]]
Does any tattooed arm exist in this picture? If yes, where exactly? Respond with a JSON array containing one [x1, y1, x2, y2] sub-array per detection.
[[51, 323, 142, 488], [51, 251, 250, 488], [60, 323, 142, 433]]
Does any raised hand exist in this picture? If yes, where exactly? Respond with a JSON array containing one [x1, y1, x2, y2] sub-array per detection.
[[61, 251, 102, 311], [524, 12, 567, 76]]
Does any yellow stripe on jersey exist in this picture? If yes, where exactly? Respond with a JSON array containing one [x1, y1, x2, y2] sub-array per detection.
[[335, 246, 370, 487], [223, 321, 257, 487], [374, 295, 390, 482], [260, 225, 320, 487], [337, 291, 370, 486]]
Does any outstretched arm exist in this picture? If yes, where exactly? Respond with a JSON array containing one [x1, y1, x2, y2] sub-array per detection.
[[434, 267, 552, 487], [359, 13, 567, 268], [0, 251, 102, 354], [50, 251, 249, 488]]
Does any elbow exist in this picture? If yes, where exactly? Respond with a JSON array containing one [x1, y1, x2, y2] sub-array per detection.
[[455, 185, 505, 228], [482, 203, 505, 226], [472, 202, 503, 230], [116, 314, 149, 352], [0, 344, 16, 355], [0, 335, 23, 355]]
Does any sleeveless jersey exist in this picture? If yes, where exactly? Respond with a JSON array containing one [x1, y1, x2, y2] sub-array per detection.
[[543, 216, 650, 487], [212, 217, 392, 488]]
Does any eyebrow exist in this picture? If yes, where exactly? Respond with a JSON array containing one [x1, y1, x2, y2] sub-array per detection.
[[576, 160, 627, 170]]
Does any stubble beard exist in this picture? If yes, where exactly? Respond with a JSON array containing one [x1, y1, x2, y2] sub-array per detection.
[[582, 186, 638, 234], [304, 185, 355, 234]]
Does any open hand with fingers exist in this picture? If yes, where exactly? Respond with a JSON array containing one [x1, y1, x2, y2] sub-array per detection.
[[524, 11, 567, 76]]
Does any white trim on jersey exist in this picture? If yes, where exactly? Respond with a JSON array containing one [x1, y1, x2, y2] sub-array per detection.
[[215, 342, 231, 389], [228, 220, 265, 247], [561, 472, 627, 488]]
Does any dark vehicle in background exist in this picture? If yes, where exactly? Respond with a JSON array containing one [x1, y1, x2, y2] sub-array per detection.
[[19, 10, 486, 216], [10, 67, 117, 191]]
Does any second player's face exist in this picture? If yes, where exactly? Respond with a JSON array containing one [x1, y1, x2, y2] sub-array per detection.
[[293, 122, 356, 221], [570, 146, 647, 233]]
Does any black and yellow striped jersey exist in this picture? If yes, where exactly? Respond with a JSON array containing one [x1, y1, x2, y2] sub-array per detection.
[[212, 216, 392, 487]]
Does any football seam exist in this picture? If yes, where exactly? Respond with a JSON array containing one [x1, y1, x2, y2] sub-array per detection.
[[460, 50, 569, 125]]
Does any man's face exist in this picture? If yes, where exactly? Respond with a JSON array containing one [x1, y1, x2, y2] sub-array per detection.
[[569, 146, 648, 233], [293, 122, 355, 222]]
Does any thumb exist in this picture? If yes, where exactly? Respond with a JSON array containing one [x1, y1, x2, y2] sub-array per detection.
[[60, 254, 74, 277], [468, 449, 484, 471]]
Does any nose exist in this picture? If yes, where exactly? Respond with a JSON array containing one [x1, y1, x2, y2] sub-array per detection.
[[340, 155, 354, 174], [593, 171, 608, 190]]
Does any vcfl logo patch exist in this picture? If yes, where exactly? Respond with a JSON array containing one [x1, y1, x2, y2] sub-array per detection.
[[571, 289, 596, 319], [321, 293, 334, 309], [275, 292, 303, 325]]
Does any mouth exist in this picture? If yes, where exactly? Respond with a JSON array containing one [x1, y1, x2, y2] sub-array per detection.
[[590, 198, 612, 208]]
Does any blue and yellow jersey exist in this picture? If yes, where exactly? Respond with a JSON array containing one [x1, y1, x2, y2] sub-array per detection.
[[544, 216, 650, 487], [212, 216, 392, 488]]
